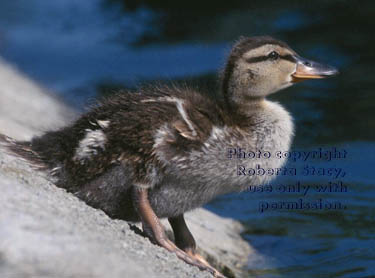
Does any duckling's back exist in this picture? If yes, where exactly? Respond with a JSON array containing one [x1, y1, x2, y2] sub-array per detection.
[[0, 86, 227, 220]]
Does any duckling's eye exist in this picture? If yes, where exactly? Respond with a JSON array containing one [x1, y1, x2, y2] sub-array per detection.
[[267, 51, 279, 61]]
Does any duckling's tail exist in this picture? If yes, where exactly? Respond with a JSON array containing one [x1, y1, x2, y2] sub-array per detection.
[[0, 133, 47, 170]]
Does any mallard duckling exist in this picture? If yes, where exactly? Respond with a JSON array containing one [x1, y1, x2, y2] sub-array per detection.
[[1, 36, 338, 277]]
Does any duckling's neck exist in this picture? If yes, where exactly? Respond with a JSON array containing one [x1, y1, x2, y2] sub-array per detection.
[[222, 72, 270, 117], [226, 95, 266, 118]]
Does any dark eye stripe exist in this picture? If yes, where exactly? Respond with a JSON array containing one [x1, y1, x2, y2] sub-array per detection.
[[281, 54, 296, 63], [245, 56, 269, 63], [245, 54, 296, 64]]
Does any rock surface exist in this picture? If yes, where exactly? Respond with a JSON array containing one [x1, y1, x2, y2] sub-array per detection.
[[0, 58, 255, 278]]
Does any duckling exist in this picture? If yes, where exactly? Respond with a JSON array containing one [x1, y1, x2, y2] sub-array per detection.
[[0, 36, 338, 278]]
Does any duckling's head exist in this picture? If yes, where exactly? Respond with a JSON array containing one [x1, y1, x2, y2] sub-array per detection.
[[222, 36, 338, 108]]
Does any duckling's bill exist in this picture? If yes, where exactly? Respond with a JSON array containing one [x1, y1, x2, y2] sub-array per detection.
[[292, 55, 338, 82]]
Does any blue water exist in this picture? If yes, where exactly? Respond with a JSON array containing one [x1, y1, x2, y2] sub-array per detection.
[[207, 142, 375, 277], [0, 0, 227, 107], [1, 1, 374, 277]]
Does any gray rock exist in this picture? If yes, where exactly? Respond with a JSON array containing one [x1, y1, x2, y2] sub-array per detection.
[[0, 148, 215, 278], [0, 57, 257, 278]]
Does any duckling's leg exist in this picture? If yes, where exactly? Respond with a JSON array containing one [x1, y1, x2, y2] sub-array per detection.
[[169, 215, 225, 277], [168, 215, 196, 254], [132, 187, 225, 278]]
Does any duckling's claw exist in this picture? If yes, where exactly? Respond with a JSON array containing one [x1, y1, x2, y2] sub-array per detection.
[[142, 230, 222, 276], [187, 251, 227, 278], [213, 270, 227, 278], [174, 246, 223, 275]]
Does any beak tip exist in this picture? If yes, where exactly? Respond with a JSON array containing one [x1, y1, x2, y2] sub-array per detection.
[[322, 68, 339, 77], [325, 65, 339, 76]]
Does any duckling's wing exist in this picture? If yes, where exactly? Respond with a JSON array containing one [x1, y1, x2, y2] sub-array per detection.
[[148, 88, 226, 165], [59, 87, 224, 187]]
